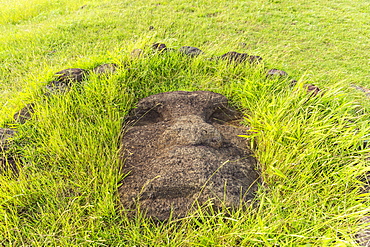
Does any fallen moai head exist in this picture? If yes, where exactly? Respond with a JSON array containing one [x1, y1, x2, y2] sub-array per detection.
[[119, 91, 260, 221]]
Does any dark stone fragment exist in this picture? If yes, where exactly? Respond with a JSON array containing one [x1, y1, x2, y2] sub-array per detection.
[[0, 128, 18, 174], [219, 52, 262, 64], [45, 80, 70, 95], [14, 103, 35, 124], [221, 51, 249, 63], [290, 80, 298, 87], [357, 216, 370, 246], [267, 69, 288, 78], [0, 156, 17, 174], [92, 63, 117, 74], [152, 43, 167, 52], [0, 128, 16, 151], [149, 26, 154, 30], [179, 46, 204, 57], [120, 91, 260, 221], [248, 55, 263, 63], [304, 84, 321, 96], [55, 68, 87, 83]]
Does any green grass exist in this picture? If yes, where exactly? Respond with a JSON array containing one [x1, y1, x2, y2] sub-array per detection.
[[1, 0, 370, 246]]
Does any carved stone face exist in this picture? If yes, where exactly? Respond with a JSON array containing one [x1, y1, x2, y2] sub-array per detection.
[[119, 91, 260, 221]]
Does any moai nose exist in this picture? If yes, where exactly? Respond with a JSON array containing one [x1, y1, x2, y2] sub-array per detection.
[[161, 115, 223, 149]]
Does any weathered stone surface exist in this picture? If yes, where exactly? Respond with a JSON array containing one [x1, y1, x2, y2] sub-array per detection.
[[0, 128, 16, 151], [249, 55, 263, 63], [220, 52, 262, 64], [221, 51, 249, 63], [14, 103, 35, 124], [0, 128, 17, 172], [46, 68, 88, 95], [45, 80, 70, 95], [55, 68, 87, 83], [93, 63, 117, 74], [357, 215, 370, 246], [304, 84, 321, 96], [0, 155, 16, 172], [290, 80, 322, 96], [290, 80, 298, 87], [179, 46, 204, 57], [267, 69, 288, 78], [120, 91, 260, 221], [152, 43, 167, 52]]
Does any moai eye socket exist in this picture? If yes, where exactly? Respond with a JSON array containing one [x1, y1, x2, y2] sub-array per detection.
[[126, 104, 164, 126], [135, 109, 163, 126], [208, 105, 243, 124]]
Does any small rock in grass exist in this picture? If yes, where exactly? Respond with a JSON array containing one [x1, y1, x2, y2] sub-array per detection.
[[304, 84, 321, 96], [220, 51, 262, 64], [149, 26, 155, 30], [0, 156, 16, 174], [14, 103, 35, 124], [44, 80, 70, 95], [179, 46, 204, 57], [92, 63, 117, 74], [267, 69, 288, 78], [290, 80, 298, 87], [0, 128, 18, 174], [55, 68, 87, 83], [221, 51, 249, 63], [0, 128, 16, 151], [357, 216, 370, 247], [152, 43, 167, 52], [248, 55, 263, 63]]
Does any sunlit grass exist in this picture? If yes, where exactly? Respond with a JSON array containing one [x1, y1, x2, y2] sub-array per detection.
[[1, 51, 369, 245], [0, 0, 84, 25]]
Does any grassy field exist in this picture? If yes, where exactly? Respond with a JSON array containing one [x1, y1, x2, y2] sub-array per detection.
[[1, 0, 370, 246]]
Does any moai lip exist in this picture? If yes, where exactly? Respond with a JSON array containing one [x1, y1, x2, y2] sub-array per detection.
[[120, 91, 260, 221]]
